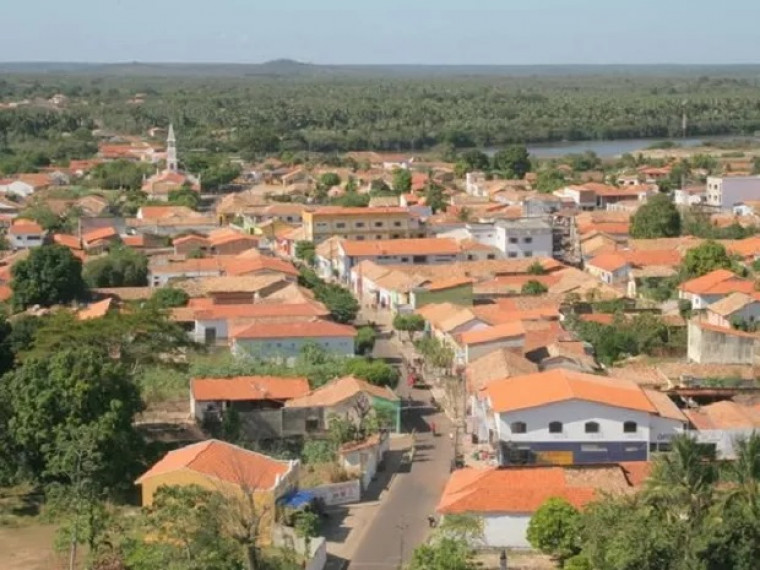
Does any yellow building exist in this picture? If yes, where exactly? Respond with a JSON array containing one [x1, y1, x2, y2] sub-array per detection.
[[302, 206, 425, 243], [135, 439, 299, 541]]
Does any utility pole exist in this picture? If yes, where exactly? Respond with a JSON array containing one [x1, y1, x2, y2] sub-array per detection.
[[396, 519, 408, 569]]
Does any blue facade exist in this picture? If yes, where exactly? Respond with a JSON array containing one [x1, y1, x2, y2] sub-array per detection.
[[499, 440, 648, 465]]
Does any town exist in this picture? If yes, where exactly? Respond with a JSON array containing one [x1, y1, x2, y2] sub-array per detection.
[[2, 69, 760, 570]]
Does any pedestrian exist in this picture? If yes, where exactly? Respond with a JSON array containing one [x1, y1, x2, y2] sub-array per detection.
[[427, 515, 437, 528], [431, 421, 436, 435]]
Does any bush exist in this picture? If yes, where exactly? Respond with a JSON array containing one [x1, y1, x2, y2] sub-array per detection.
[[149, 287, 190, 309], [527, 497, 581, 562], [522, 280, 548, 296], [355, 326, 377, 355]]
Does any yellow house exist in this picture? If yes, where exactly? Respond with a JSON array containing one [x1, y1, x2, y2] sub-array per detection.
[[302, 206, 425, 243], [135, 439, 299, 541]]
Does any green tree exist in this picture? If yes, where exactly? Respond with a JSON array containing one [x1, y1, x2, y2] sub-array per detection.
[[393, 313, 426, 340], [425, 182, 447, 214], [355, 326, 377, 355], [319, 172, 341, 188], [1, 347, 143, 490], [522, 280, 548, 296], [11, 244, 87, 309], [148, 287, 189, 309], [343, 358, 399, 387], [83, 246, 149, 288], [527, 497, 581, 563], [535, 168, 567, 193], [408, 537, 477, 570], [680, 240, 734, 279], [168, 186, 200, 209], [295, 240, 316, 266], [527, 261, 547, 275], [459, 150, 490, 172], [492, 145, 531, 178], [90, 160, 150, 191], [392, 168, 412, 193], [630, 194, 682, 238]]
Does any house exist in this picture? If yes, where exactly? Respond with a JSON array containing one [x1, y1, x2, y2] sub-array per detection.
[[230, 319, 357, 361], [338, 432, 391, 490], [687, 319, 760, 364], [594, 184, 656, 209], [7, 219, 46, 249], [479, 369, 687, 466], [337, 238, 463, 281], [135, 439, 299, 540], [456, 322, 526, 365], [302, 207, 424, 244], [466, 348, 539, 396], [522, 194, 563, 218], [436, 463, 647, 548], [674, 185, 706, 206], [439, 219, 553, 259], [137, 205, 199, 220], [176, 300, 329, 343], [190, 376, 311, 422], [285, 375, 400, 433], [149, 257, 228, 287], [0, 173, 53, 197], [554, 185, 597, 210], [585, 253, 630, 285], [417, 302, 489, 347], [705, 292, 760, 329], [684, 400, 760, 459], [82, 226, 120, 252], [678, 269, 754, 310], [409, 278, 474, 309], [705, 176, 760, 211]]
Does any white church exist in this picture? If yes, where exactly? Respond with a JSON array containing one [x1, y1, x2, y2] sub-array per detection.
[[141, 124, 201, 200]]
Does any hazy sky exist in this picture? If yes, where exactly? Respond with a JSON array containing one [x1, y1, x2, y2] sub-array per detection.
[[2, 0, 758, 64]]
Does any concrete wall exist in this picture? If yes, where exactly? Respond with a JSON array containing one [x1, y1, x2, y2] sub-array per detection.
[[482, 514, 532, 548], [308, 480, 362, 505], [694, 428, 760, 459], [707, 176, 760, 210], [687, 320, 758, 364], [9, 232, 44, 249], [464, 336, 525, 364], [232, 336, 355, 360]]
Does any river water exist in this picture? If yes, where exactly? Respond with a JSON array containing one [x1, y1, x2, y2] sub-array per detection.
[[514, 135, 760, 159]]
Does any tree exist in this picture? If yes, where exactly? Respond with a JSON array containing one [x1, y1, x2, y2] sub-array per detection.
[[522, 280, 548, 296], [295, 240, 316, 266], [90, 160, 150, 191], [83, 246, 149, 288], [148, 287, 189, 309], [355, 326, 377, 355], [393, 313, 426, 340], [630, 194, 682, 238], [425, 182, 447, 214], [435, 514, 484, 543], [527, 497, 581, 563], [343, 358, 399, 387], [392, 168, 412, 193], [408, 537, 477, 570], [319, 172, 341, 188], [680, 240, 734, 279], [527, 261, 547, 275], [492, 145, 531, 179], [459, 149, 490, 172], [1, 347, 143, 490], [11, 244, 87, 309], [168, 186, 200, 209], [535, 168, 566, 193]]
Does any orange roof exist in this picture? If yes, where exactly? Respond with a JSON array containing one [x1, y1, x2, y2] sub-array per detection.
[[8, 220, 44, 235], [695, 320, 760, 339], [586, 253, 628, 272], [139, 206, 197, 219], [485, 369, 658, 415], [422, 277, 474, 291], [231, 318, 357, 340], [173, 234, 208, 246], [622, 249, 682, 267], [82, 226, 118, 244], [285, 375, 398, 408], [685, 400, 760, 430], [135, 439, 292, 490], [77, 298, 113, 320], [728, 236, 760, 258], [437, 465, 639, 515], [189, 302, 328, 321], [191, 376, 310, 402], [0, 285, 11, 302], [341, 237, 461, 257], [228, 254, 298, 277], [122, 235, 145, 247], [679, 269, 744, 295], [53, 233, 82, 250], [458, 322, 525, 346]]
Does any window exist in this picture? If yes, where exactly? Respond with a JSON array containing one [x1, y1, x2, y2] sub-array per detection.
[[392, 234, 401, 239], [374, 221, 384, 228], [355, 222, 365, 228], [356, 236, 365, 241], [467, 255, 475, 261], [585, 421, 600, 433], [581, 444, 607, 453], [509, 237, 518, 244], [487, 254, 496, 260], [401, 257, 409, 262], [524, 237, 533, 244], [335, 222, 346, 229], [524, 251, 533, 258], [508, 252, 518, 258], [412, 255, 427, 263], [376, 235, 383, 240], [510, 421, 527, 434], [549, 421, 563, 434], [306, 418, 320, 432], [393, 221, 402, 227], [623, 421, 638, 433]]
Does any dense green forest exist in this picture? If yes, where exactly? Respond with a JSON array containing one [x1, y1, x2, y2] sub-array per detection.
[[1, 69, 760, 158]]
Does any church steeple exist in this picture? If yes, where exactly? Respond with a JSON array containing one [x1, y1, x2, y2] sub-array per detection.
[[166, 123, 178, 172]]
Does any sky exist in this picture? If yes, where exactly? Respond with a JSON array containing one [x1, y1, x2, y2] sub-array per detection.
[[2, 0, 759, 65]]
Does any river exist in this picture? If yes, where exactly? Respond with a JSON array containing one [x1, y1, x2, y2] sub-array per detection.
[[509, 135, 760, 159]]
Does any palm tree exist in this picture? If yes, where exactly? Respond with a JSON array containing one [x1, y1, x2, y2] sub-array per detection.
[[721, 433, 760, 520]]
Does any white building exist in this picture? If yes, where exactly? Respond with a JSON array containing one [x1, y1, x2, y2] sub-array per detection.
[[674, 185, 706, 206], [685, 401, 760, 459], [439, 219, 552, 259], [7, 220, 46, 249], [678, 269, 755, 311], [477, 368, 686, 465], [706, 176, 760, 211]]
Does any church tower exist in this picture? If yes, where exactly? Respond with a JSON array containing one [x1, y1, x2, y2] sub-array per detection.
[[166, 123, 178, 173]]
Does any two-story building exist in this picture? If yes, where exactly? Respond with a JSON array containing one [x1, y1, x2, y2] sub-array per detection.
[[438, 219, 553, 259], [7, 219, 46, 249], [302, 207, 425, 244], [477, 369, 687, 465], [706, 176, 760, 211], [678, 269, 755, 310]]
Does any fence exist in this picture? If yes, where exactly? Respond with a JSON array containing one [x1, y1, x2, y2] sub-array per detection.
[[272, 526, 327, 570], [308, 479, 362, 506]]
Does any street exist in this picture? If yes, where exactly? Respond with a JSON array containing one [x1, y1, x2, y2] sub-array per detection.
[[347, 385, 455, 569]]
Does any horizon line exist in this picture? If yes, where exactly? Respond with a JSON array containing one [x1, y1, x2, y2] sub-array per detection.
[[2, 60, 760, 67]]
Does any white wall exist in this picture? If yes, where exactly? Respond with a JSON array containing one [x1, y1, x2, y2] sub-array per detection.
[[496, 224, 552, 259], [9, 233, 44, 249], [707, 176, 760, 210], [150, 269, 222, 287], [233, 336, 355, 360], [483, 514, 531, 548], [194, 319, 228, 342]]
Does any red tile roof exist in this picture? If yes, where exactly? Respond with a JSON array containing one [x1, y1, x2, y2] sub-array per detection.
[[82, 226, 118, 244], [485, 369, 658, 415], [458, 322, 525, 346], [284, 375, 398, 408], [53, 233, 82, 250], [189, 302, 328, 321], [135, 439, 293, 490], [8, 220, 44, 235], [191, 376, 310, 402], [586, 253, 629, 272], [231, 318, 357, 340], [341, 237, 461, 257], [679, 269, 749, 295]]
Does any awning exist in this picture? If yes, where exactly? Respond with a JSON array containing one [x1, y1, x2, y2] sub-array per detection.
[[278, 490, 316, 509]]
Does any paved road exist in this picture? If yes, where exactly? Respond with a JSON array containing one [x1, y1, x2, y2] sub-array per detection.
[[347, 386, 455, 569]]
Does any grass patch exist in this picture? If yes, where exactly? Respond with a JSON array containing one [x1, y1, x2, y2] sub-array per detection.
[[135, 366, 189, 404]]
